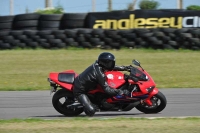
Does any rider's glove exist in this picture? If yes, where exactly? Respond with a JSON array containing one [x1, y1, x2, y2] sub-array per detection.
[[120, 66, 131, 71], [123, 90, 130, 96], [118, 89, 130, 96]]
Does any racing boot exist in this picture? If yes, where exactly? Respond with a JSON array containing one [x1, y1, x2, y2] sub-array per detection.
[[77, 94, 95, 116]]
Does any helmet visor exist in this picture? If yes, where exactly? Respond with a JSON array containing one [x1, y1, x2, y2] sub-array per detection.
[[104, 60, 115, 70]]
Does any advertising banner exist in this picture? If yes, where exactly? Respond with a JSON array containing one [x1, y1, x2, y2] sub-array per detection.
[[85, 10, 200, 29]]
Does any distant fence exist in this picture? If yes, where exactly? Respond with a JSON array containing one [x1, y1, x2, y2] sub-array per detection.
[[0, 10, 200, 50]]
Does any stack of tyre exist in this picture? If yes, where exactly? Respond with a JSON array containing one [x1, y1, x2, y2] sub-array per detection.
[[38, 14, 62, 30], [133, 28, 200, 50], [37, 14, 63, 48], [0, 14, 38, 49], [13, 13, 40, 30], [0, 15, 14, 30], [161, 28, 200, 50], [0, 15, 14, 49], [60, 13, 87, 29], [1, 13, 200, 50], [11, 14, 40, 49], [98, 28, 200, 50]]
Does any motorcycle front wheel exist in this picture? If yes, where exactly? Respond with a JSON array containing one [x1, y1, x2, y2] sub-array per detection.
[[136, 91, 167, 114], [52, 89, 83, 116]]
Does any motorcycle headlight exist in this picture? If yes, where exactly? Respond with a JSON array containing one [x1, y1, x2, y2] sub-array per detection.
[[146, 86, 155, 93]]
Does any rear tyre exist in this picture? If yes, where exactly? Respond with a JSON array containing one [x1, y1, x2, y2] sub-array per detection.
[[52, 89, 83, 116], [136, 91, 167, 114]]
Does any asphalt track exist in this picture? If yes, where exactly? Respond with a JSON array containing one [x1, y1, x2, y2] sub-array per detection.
[[0, 88, 200, 120]]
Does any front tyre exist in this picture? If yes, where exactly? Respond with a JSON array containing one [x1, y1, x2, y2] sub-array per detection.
[[136, 91, 167, 114], [52, 89, 83, 116]]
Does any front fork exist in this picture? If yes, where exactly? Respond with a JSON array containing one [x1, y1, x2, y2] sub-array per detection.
[[144, 88, 159, 106]]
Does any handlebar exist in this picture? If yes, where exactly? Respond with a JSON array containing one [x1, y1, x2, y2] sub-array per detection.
[[124, 74, 139, 82], [129, 75, 139, 82], [122, 65, 132, 72]]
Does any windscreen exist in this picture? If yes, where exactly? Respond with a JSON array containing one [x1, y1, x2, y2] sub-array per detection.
[[130, 67, 148, 81]]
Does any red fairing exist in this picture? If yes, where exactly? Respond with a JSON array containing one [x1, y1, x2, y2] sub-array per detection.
[[104, 68, 158, 105], [128, 68, 156, 95], [132, 69, 158, 106], [145, 88, 159, 106], [88, 71, 125, 94], [49, 70, 78, 91], [105, 71, 126, 89]]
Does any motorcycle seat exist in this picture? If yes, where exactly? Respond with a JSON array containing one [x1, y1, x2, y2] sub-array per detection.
[[58, 73, 75, 84]]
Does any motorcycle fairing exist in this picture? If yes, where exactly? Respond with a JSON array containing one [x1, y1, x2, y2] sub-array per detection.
[[49, 68, 158, 106], [49, 70, 78, 90], [105, 71, 126, 89]]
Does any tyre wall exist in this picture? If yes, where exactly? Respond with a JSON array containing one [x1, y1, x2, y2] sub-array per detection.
[[0, 10, 200, 50]]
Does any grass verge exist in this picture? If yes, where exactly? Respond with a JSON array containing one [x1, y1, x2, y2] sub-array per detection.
[[0, 48, 200, 90], [0, 117, 200, 133]]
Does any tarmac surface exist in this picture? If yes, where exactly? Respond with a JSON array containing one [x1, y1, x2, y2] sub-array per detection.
[[0, 88, 200, 119]]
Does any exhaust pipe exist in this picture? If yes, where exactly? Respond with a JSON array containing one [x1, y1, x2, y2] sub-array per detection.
[[122, 101, 141, 111]]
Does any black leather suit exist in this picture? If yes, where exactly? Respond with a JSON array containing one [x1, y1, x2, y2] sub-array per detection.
[[73, 61, 126, 116], [73, 61, 125, 97]]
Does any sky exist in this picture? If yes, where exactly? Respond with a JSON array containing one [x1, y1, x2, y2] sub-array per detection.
[[0, 0, 200, 16]]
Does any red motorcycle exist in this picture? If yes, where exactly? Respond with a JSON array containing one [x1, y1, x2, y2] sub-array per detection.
[[48, 59, 167, 116]]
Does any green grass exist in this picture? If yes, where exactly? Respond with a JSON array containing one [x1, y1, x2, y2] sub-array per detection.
[[0, 48, 200, 91], [0, 117, 200, 133]]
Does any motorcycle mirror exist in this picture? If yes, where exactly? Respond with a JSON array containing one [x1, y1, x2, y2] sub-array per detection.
[[132, 59, 144, 71], [132, 59, 141, 66]]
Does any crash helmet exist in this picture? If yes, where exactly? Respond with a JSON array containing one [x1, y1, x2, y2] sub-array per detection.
[[97, 52, 115, 70]]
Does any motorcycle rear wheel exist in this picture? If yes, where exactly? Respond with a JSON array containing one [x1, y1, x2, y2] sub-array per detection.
[[52, 89, 83, 116], [136, 91, 167, 114]]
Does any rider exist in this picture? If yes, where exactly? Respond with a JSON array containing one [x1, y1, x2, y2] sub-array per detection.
[[73, 52, 130, 116]]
